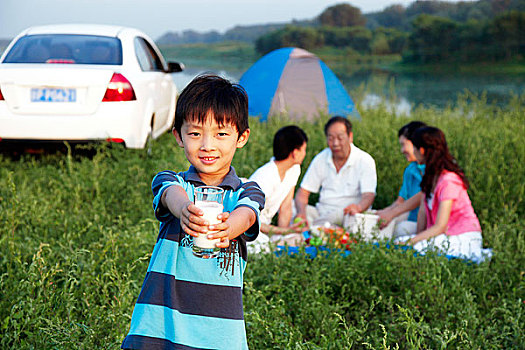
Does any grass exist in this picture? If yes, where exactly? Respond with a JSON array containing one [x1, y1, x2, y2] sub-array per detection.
[[0, 94, 524, 349]]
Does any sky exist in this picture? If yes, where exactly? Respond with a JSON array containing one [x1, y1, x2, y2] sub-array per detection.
[[1, 0, 463, 41]]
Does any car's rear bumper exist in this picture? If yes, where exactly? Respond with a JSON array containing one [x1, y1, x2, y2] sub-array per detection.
[[0, 102, 149, 148]]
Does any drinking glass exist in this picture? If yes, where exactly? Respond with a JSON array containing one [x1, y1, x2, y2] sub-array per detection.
[[192, 186, 224, 258]]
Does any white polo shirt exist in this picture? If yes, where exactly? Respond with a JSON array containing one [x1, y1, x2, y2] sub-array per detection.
[[249, 158, 301, 225], [300, 143, 376, 220]]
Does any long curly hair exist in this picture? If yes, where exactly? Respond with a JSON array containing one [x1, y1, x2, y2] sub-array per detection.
[[410, 127, 468, 197]]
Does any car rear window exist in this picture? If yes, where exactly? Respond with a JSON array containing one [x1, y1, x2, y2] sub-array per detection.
[[2, 34, 123, 65]]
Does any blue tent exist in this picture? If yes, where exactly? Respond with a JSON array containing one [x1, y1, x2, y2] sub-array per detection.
[[239, 47, 359, 121]]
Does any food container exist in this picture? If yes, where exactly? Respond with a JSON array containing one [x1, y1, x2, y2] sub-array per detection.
[[343, 212, 393, 242]]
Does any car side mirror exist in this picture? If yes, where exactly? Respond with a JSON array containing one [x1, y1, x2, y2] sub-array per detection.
[[167, 61, 184, 73]]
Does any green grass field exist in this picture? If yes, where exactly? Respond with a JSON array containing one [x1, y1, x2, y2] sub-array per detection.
[[1, 95, 524, 349]]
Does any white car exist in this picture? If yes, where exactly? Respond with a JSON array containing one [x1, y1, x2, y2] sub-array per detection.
[[0, 24, 183, 149]]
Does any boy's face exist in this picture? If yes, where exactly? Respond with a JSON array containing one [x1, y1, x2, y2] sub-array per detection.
[[174, 112, 249, 185]]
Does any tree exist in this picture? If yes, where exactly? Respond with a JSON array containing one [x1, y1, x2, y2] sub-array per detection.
[[281, 26, 323, 50], [375, 4, 407, 29], [405, 0, 456, 18], [374, 27, 409, 54], [408, 14, 458, 63], [455, 19, 488, 62], [318, 4, 366, 27], [255, 31, 284, 55], [370, 32, 390, 55], [255, 26, 323, 55], [488, 11, 525, 60], [223, 24, 286, 43], [320, 26, 372, 52]]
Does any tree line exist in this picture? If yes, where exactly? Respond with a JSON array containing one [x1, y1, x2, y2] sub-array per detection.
[[406, 11, 525, 63], [155, 0, 524, 65], [365, 0, 524, 31], [255, 3, 524, 64], [255, 25, 408, 56]]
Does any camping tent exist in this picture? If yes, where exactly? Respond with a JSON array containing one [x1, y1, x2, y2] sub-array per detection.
[[239, 47, 359, 121]]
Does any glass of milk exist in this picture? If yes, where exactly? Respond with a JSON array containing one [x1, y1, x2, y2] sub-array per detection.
[[192, 186, 224, 258]]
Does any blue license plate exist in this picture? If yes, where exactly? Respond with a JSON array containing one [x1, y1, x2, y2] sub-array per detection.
[[31, 88, 76, 102]]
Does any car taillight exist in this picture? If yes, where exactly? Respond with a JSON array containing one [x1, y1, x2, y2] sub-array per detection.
[[0, 88, 4, 100], [106, 138, 125, 143], [102, 73, 136, 101]]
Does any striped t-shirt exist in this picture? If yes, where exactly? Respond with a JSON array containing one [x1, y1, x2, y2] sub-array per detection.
[[121, 166, 264, 350]]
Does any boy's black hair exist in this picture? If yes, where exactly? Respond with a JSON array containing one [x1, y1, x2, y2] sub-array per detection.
[[173, 74, 249, 137], [398, 121, 427, 139], [273, 125, 308, 161], [324, 115, 352, 135]]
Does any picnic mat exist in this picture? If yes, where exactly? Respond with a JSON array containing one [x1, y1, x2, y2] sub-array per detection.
[[275, 243, 493, 264]]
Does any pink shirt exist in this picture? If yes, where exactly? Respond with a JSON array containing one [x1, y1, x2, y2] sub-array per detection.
[[425, 171, 481, 236]]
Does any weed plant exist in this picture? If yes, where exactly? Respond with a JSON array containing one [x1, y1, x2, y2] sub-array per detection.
[[0, 94, 523, 349]]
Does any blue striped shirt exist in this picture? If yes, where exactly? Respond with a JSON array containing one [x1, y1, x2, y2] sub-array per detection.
[[122, 166, 264, 350]]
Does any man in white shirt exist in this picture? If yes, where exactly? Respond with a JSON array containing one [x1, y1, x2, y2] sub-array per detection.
[[295, 116, 376, 227], [248, 125, 308, 253]]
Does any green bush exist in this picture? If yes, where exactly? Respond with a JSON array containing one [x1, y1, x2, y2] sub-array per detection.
[[255, 26, 324, 56], [0, 94, 523, 348]]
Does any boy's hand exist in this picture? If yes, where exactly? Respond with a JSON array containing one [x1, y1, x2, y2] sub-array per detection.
[[207, 212, 232, 248], [180, 200, 211, 238], [180, 203, 233, 248]]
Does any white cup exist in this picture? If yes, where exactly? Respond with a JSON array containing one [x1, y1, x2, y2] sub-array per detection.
[[192, 186, 224, 258]]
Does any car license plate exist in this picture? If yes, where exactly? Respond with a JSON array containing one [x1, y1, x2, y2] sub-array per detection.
[[31, 88, 77, 102]]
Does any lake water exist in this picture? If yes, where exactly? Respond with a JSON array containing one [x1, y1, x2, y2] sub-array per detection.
[[172, 67, 525, 115]]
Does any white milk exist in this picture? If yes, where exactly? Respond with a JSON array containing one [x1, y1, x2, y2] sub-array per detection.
[[194, 201, 223, 249]]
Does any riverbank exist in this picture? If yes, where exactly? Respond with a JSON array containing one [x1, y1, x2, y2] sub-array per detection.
[[160, 42, 400, 73], [160, 42, 525, 76], [389, 59, 525, 75], [160, 42, 258, 71], [163, 42, 524, 110]]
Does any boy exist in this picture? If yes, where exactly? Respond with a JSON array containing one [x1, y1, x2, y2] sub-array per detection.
[[121, 75, 265, 350], [247, 125, 308, 253]]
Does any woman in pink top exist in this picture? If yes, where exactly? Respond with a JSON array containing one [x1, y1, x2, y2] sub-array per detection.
[[397, 126, 483, 259]]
